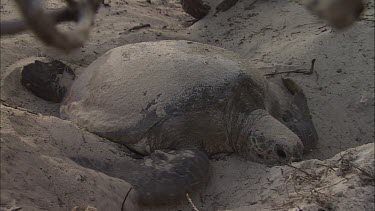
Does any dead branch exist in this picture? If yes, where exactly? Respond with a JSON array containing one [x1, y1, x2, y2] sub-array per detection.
[[315, 179, 346, 192], [186, 193, 199, 211], [121, 187, 133, 211], [1, 207, 23, 211], [315, 163, 337, 171], [0, 101, 39, 115], [286, 164, 319, 180], [350, 162, 375, 180], [128, 24, 151, 32], [264, 59, 316, 76]]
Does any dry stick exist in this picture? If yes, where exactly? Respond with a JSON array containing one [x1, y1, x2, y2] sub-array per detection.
[[128, 24, 151, 32], [0, 101, 39, 115], [121, 187, 133, 211], [315, 163, 337, 171], [3, 207, 23, 211], [264, 59, 316, 76], [263, 69, 307, 76], [296, 174, 317, 184], [307, 58, 316, 74], [286, 164, 318, 179], [350, 162, 375, 180], [288, 178, 346, 199], [315, 178, 346, 192], [186, 193, 199, 211]]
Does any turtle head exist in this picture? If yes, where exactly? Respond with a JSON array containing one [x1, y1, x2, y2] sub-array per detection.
[[236, 109, 304, 165]]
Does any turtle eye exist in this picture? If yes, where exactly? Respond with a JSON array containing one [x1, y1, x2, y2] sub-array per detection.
[[251, 136, 257, 145]]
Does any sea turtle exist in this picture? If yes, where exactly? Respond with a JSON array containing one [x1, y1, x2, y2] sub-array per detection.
[[20, 40, 318, 206]]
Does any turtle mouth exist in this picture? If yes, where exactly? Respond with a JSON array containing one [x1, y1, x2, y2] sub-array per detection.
[[244, 132, 304, 165], [272, 144, 300, 163], [244, 144, 303, 165], [290, 142, 304, 162], [275, 146, 287, 159], [251, 143, 303, 165], [247, 147, 290, 165]]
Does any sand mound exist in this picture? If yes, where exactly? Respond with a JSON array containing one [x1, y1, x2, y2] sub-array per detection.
[[1, 105, 373, 210]]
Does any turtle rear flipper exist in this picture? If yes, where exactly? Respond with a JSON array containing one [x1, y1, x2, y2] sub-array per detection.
[[71, 149, 210, 206], [130, 149, 209, 206]]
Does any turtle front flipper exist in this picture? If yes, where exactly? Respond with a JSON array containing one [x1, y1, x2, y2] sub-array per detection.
[[265, 77, 318, 153], [128, 149, 209, 206], [281, 78, 319, 152]]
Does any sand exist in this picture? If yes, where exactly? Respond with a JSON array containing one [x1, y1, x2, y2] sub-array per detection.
[[1, 0, 374, 210]]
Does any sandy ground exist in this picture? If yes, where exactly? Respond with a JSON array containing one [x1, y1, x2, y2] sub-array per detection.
[[1, 0, 374, 210]]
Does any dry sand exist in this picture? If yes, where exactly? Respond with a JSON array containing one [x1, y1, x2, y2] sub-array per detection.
[[1, 0, 374, 210]]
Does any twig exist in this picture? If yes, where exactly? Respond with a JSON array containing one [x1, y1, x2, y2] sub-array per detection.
[[1, 101, 39, 115], [250, 25, 273, 37], [121, 187, 133, 211], [186, 193, 199, 211], [0, 206, 22, 211], [128, 24, 151, 32], [315, 163, 337, 171], [264, 69, 307, 76], [286, 164, 319, 179], [264, 59, 316, 76], [350, 162, 375, 180], [296, 174, 318, 184], [315, 178, 346, 192], [308, 59, 316, 74]]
